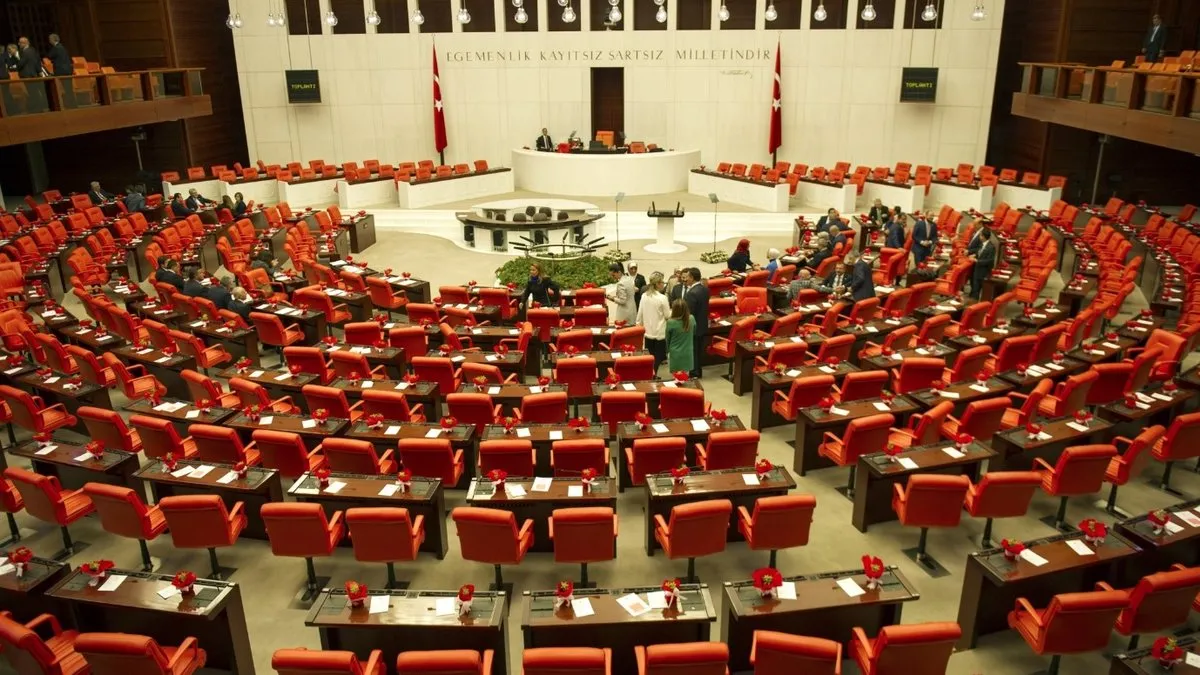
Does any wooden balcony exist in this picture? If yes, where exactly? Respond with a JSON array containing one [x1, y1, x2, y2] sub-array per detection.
[[1012, 62, 1200, 154], [0, 68, 211, 145]]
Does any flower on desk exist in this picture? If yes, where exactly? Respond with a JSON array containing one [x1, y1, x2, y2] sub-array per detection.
[[613, 320, 627, 329], [438, 344, 453, 355], [1147, 509, 1171, 535], [5, 354, 23, 369], [463, 318, 476, 329], [373, 312, 389, 325], [404, 374, 421, 385], [670, 465, 689, 485], [345, 580, 369, 607], [1024, 422, 1043, 438], [242, 404, 262, 421], [1016, 363, 1029, 376], [80, 559, 114, 585], [955, 433, 974, 450], [1073, 410, 1093, 426], [172, 570, 197, 594], [396, 468, 412, 492], [1000, 539, 1025, 561], [506, 282, 517, 291], [710, 409, 728, 425], [773, 363, 787, 375], [402, 272, 412, 279], [604, 372, 621, 389], [861, 555, 884, 590], [34, 367, 52, 379], [366, 413, 385, 430], [721, 269, 733, 277], [1152, 637, 1185, 668], [672, 371, 689, 383], [494, 343, 509, 357], [755, 458, 772, 480], [1078, 518, 1108, 545], [234, 357, 252, 373], [33, 432, 51, 447], [634, 412, 652, 431], [233, 461, 248, 479], [457, 584, 475, 616], [160, 342, 179, 356], [311, 408, 330, 425], [488, 469, 507, 488], [568, 417, 590, 433], [580, 467, 597, 491], [884, 443, 903, 462], [561, 345, 579, 357], [537, 376, 550, 387], [162, 452, 178, 471], [347, 372, 362, 385], [662, 578, 682, 608], [85, 441, 105, 459], [314, 467, 331, 488], [1163, 380, 1179, 394], [752, 567, 783, 599], [8, 546, 33, 577], [440, 416, 458, 431], [559, 319, 575, 330], [554, 580, 574, 609]]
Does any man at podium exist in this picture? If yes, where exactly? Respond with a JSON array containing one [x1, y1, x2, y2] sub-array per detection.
[[535, 128, 554, 151]]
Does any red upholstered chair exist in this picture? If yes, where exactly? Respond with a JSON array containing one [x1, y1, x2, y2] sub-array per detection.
[[1125, 329, 1187, 381], [516, 392, 568, 423], [79, 405, 142, 453], [74, 632, 206, 675], [772, 375, 834, 422], [708, 317, 757, 375], [4, 467, 94, 557], [82, 483, 168, 571], [478, 439, 535, 476], [158, 494, 247, 579], [548, 507, 618, 586], [963, 471, 1042, 546], [832, 370, 888, 402], [412, 357, 461, 396], [1008, 590, 1129, 675], [984, 334, 1037, 374], [754, 342, 809, 373], [303, 384, 364, 422], [330, 351, 386, 380], [736, 494, 816, 568], [0, 384, 77, 434], [229, 377, 298, 414], [0, 478, 23, 542], [888, 401, 952, 449], [129, 414, 199, 460], [0, 612, 88, 675], [361, 390, 425, 423], [1000, 379, 1053, 430], [190, 423, 260, 465], [653, 499, 733, 582], [850, 623, 961, 675], [396, 649, 493, 674], [460, 362, 514, 386], [387, 327, 428, 366], [597, 391, 646, 434], [1151, 411, 1200, 494], [627, 437, 686, 486], [181, 370, 241, 408], [1085, 363, 1134, 406], [552, 329, 595, 354], [859, 325, 916, 360], [1032, 323, 1068, 362], [66, 345, 116, 388], [447, 393, 502, 434], [945, 301, 989, 338], [252, 430, 327, 478], [322, 437, 398, 475], [1037, 369, 1098, 417], [261, 502, 345, 599], [271, 648, 384, 675], [171, 330, 232, 374], [553, 357, 598, 414], [892, 474, 971, 572], [890, 358, 945, 394], [658, 387, 709, 419], [600, 326, 645, 351], [251, 312, 305, 365], [613, 355, 655, 381], [398, 438, 464, 487], [1103, 425, 1166, 513], [1035, 444, 1118, 530], [634, 643, 728, 675], [451, 506, 533, 588], [524, 648, 611, 675], [551, 439, 609, 477], [938, 396, 1009, 443], [1098, 565, 1200, 651], [942, 345, 990, 384], [345, 507, 424, 588], [808, 333, 855, 365], [344, 322, 383, 346], [750, 631, 841, 675], [696, 430, 759, 470], [285, 347, 334, 384], [817, 414, 894, 496]]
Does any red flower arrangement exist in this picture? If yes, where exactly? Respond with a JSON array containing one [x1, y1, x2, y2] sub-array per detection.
[[494, 343, 509, 356], [721, 269, 732, 277], [621, 344, 637, 355], [562, 344, 579, 357], [1078, 518, 1108, 545], [1001, 539, 1025, 561], [582, 282, 597, 289], [537, 376, 550, 387], [673, 371, 689, 383], [751, 567, 783, 598], [861, 555, 884, 589], [1147, 508, 1171, 534], [498, 416, 516, 435], [884, 443, 904, 461], [956, 433, 974, 449], [396, 468, 412, 491], [404, 373, 421, 385], [311, 408, 330, 425], [819, 396, 834, 412], [347, 372, 362, 385], [402, 271, 412, 279], [506, 282, 517, 291], [1016, 363, 1028, 375], [773, 363, 787, 375], [881, 347, 894, 357], [314, 467, 331, 487], [33, 432, 51, 447], [463, 318, 476, 328], [162, 452, 178, 471], [85, 441, 105, 459], [472, 375, 489, 391], [374, 339, 387, 350], [1073, 410, 1093, 426], [232, 461, 248, 479], [440, 416, 457, 430], [709, 311, 720, 322], [345, 580, 369, 607], [439, 344, 453, 355], [172, 570, 197, 594], [5, 354, 23, 368], [1164, 380, 1179, 393], [8, 546, 33, 577], [975, 371, 989, 383], [488, 468, 508, 486], [554, 580, 574, 609], [432, 296, 443, 306], [605, 372, 621, 389], [559, 319, 575, 330], [710, 409, 728, 425], [366, 413, 385, 429], [670, 464, 689, 485], [1025, 422, 1043, 437], [456, 584, 475, 615], [568, 416, 590, 433], [289, 364, 302, 375], [81, 559, 115, 584], [580, 467, 597, 490], [825, 355, 841, 366], [755, 458, 772, 479], [1151, 637, 1185, 668], [234, 357, 251, 372], [373, 312, 389, 325], [634, 412, 652, 431]]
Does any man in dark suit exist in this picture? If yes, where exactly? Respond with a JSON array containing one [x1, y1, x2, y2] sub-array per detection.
[[667, 267, 686, 302], [629, 262, 647, 308], [182, 268, 207, 298], [229, 287, 255, 322], [970, 228, 996, 300], [156, 257, 184, 291], [535, 128, 554, 151], [46, 34, 70, 76], [1142, 14, 1166, 62], [169, 193, 194, 218], [15, 37, 39, 78], [848, 252, 876, 302], [87, 181, 113, 205], [185, 188, 213, 211], [207, 276, 234, 310], [966, 225, 985, 256], [816, 208, 851, 232], [885, 214, 906, 249], [829, 223, 848, 251], [912, 213, 937, 263], [868, 198, 889, 223], [683, 268, 708, 378], [820, 261, 851, 296]]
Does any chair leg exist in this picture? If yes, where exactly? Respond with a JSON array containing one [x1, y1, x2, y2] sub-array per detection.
[[1127, 634, 1140, 651], [1159, 461, 1183, 496], [305, 557, 318, 590], [1104, 483, 1119, 514], [5, 513, 19, 542], [386, 562, 397, 589], [579, 562, 590, 588], [208, 547, 222, 580], [685, 557, 697, 584], [1046, 654, 1061, 675], [980, 518, 994, 548], [916, 527, 928, 560], [494, 564, 504, 589], [768, 549, 777, 569], [845, 465, 857, 496], [1055, 496, 1068, 529], [139, 539, 153, 572]]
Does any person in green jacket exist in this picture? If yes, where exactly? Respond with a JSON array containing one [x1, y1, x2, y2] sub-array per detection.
[[665, 298, 694, 374]]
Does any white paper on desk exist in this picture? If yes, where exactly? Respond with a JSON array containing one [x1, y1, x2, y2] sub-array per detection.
[[532, 477, 553, 492], [136, 348, 154, 355], [1135, 401, 1152, 410], [837, 578, 866, 598], [897, 457, 919, 470], [485, 354, 499, 362], [994, 328, 1009, 335], [1066, 539, 1095, 556], [99, 574, 127, 592], [871, 402, 891, 412], [1019, 549, 1049, 566], [434, 597, 457, 616], [507, 485, 527, 498], [425, 429, 442, 438], [273, 374, 291, 382], [35, 445, 56, 455], [915, 348, 930, 356], [324, 481, 346, 494], [1151, 392, 1174, 402], [942, 447, 965, 459], [1035, 431, 1053, 441], [937, 390, 961, 399], [616, 383, 634, 392], [43, 375, 63, 384], [572, 597, 596, 617], [646, 590, 669, 608], [189, 465, 215, 479], [516, 427, 532, 438], [3, 367, 20, 374], [157, 585, 181, 599], [293, 488, 319, 495], [889, 353, 903, 362], [616, 593, 650, 617], [969, 383, 990, 393], [302, 419, 318, 429], [829, 406, 850, 416], [885, 319, 901, 326], [1031, 313, 1047, 319], [691, 419, 710, 432], [785, 369, 801, 377], [97, 335, 114, 341], [385, 425, 401, 436], [1165, 521, 1185, 535], [1044, 363, 1064, 372], [170, 466, 194, 478], [259, 416, 274, 425], [1176, 511, 1200, 527], [326, 345, 341, 352], [368, 595, 390, 614], [184, 409, 201, 420], [216, 471, 238, 485], [661, 382, 677, 388], [935, 305, 954, 312], [567, 485, 584, 497], [819, 366, 836, 374], [1101, 342, 1120, 349], [1185, 653, 1200, 668], [73, 452, 95, 462], [395, 382, 410, 390], [651, 423, 670, 433], [1066, 422, 1090, 433], [1086, 349, 1105, 357], [451, 356, 465, 363], [378, 483, 401, 497], [488, 386, 501, 395], [528, 386, 543, 394], [775, 581, 797, 600], [0, 564, 13, 576], [742, 474, 760, 486]]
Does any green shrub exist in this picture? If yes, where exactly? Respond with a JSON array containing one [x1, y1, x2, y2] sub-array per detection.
[[495, 255, 612, 290]]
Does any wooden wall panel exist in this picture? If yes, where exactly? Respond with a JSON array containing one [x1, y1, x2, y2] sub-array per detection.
[[1063, 0, 1153, 65], [90, 0, 172, 70]]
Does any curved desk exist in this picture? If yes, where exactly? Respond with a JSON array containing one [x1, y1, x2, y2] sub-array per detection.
[[456, 199, 605, 254], [512, 148, 700, 196]]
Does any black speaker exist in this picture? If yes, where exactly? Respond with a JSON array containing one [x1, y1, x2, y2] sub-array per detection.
[[463, 225, 475, 247], [572, 225, 584, 241], [534, 230, 547, 244], [492, 229, 507, 251]]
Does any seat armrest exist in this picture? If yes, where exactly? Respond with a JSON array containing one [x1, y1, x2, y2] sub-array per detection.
[[167, 637, 201, 669], [363, 650, 384, 675], [452, 449, 464, 466], [892, 483, 906, 502], [1112, 435, 1132, 451], [408, 403, 424, 418], [410, 514, 425, 538], [653, 514, 669, 534], [1032, 457, 1055, 473], [23, 613, 63, 637], [635, 646, 647, 675], [348, 400, 364, 413], [517, 518, 535, 542], [1014, 598, 1044, 626], [736, 505, 753, 530], [378, 449, 395, 467], [1093, 581, 1117, 592], [305, 445, 323, 460], [821, 431, 842, 445], [773, 389, 790, 404], [327, 510, 344, 533], [850, 627, 874, 660], [228, 501, 246, 522], [492, 404, 503, 419]]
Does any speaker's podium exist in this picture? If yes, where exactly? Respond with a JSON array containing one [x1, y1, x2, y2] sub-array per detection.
[[645, 202, 687, 254]]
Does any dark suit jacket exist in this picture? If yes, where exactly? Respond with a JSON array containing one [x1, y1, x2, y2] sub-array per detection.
[[817, 216, 851, 232], [233, 201, 247, 217], [684, 284, 708, 337], [831, 232, 848, 251], [521, 277, 560, 306], [47, 43, 70, 76], [808, 245, 833, 271], [206, 285, 233, 311], [823, 269, 849, 292], [124, 193, 146, 212], [229, 299, 254, 322], [183, 280, 207, 297], [88, 189, 113, 205], [16, 47, 39, 77], [535, 135, 554, 151], [669, 284, 685, 303], [157, 268, 184, 291], [170, 200, 195, 218], [966, 229, 984, 255], [850, 260, 875, 302], [975, 239, 996, 272], [868, 205, 890, 222], [912, 219, 936, 261], [186, 196, 211, 211], [885, 222, 905, 249], [1144, 24, 1166, 60]]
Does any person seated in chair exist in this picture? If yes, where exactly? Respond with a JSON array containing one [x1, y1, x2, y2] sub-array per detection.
[[231, 191, 248, 217], [169, 193, 194, 218], [787, 269, 822, 303], [251, 250, 279, 276], [795, 231, 831, 270], [87, 181, 114, 205], [229, 286, 255, 322], [868, 198, 889, 223], [206, 275, 234, 310], [123, 185, 146, 213], [816, 208, 848, 231], [182, 268, 208, 298], [186, 188, 213, 211], [156, 257, 184, 291], [535, 128, 554, 151]]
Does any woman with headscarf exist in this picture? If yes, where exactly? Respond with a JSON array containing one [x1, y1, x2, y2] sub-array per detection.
[[727, 239, 753, 272]]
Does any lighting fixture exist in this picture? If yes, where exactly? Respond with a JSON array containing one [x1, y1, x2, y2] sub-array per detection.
[[764, 2, 776, 21], [226, 13, 236, 28], [813, 2, 827, 22], [367, 9, 381, 25], [458, 5, 471, 23], [558, 0, 568, 6], [971, 1, 986, 20], [234, 13, 243, 27], [608, 6, 621, 22], [515, 6, 528, 22], [718, 3, 729, 21], [860, 2, 875, 21], [411, 8, 424, 24], [324, 10, 338, 26], [655, 5, 667, 21], [562, 3, 576, 22], [921, 1, 938, 21]]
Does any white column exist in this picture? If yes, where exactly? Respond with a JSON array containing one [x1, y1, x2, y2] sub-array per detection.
[[581, 0, 591, 31]]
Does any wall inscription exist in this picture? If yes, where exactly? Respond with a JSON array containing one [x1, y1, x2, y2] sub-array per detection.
[[442, 48, 773, 64]]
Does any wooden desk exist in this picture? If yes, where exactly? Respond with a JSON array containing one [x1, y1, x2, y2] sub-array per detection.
[[1011, 303, 1069, 331], [8, 440, 139, 490], [547, 350, 650, 379], [997, 357, 1090, 390], [1067, 336, 1137, 366], [434, 350, 526, 382], [134, 457, 282, 540], [110, 344, 195, 401], [991, 415, 1115, 470], [57, 323, 127, 351], [644, 467, 795, 555], [318, 343, 405, 379], [465, 476, 616, 553], [852, 440, 996, 532], [520, 584, 716, 675], [185, 319, 260, 366], [1098, 385, 1197, 429], [955, 531, 1141, 650], [479, 423, 610, 477], [615, 416, 747, 492], [1109, 630, 1200, 675], [214, 366, 319, 412], [792, 397, 921, 476], [132, 299, 188, 326], [124, 397, 238, 428], [0, 556, 70, 622], [248, 303, 328, 344], [858, 343, 958, 372], [1058, 276, 1098, 315], [383, 276, 432, 305], [463, 382, 568, 415], [288, 472, 448, 559], [903, 376, 1017, 416], [1115, 316, 1165, 343], [343, 214, 377, 253], [224, 411, 349, 449], [720, 566, 919, 673], [1115, 499, 1200, 577], [305, 589, 507, 675], [48, 567, 256, 675], [455, 325, 540, 377], [751, 361, 860, 431], [13, 370, 112, 433], [947, 325, 1026, 352], [588, 379, 702, 418]]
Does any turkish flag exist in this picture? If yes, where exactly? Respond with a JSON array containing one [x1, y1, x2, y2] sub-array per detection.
[[433, 47, 447, 153], [768, 42, 782, 154]]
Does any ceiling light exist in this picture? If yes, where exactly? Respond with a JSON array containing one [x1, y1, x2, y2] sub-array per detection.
[[655, 5, 666, 21], [813, 2, 827, 22], [971, 2, 986, 20], [515, 6, 528, 22], [324, 10, 338, 26], [562, 3, 576, 22], [458, 6, 471, 23], [718, 3, 729, 21], [411, 8, 424, 24], [226, 13, 236, 28], [921, 1, 938, 21], [608, 6, 621, 21], [366, 9, 381, 24], [764, 2, 776, 21], [860, 2, 875, 21], [233, 13, 243, 27]]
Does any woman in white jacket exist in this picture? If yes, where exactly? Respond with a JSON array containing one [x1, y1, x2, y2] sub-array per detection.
[[637, 271, 670, 373]]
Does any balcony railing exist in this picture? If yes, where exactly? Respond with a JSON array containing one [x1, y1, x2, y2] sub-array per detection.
[[1018, 62, 1200, 118], [0, 68, 204, 118]]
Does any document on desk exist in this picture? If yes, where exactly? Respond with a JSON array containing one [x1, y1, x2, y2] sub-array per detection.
[[324, 481, 346, 494], [872, 402, 891, 412], [937, 390, 960, 399], [259, 416, 275, 425], [302, 419, 318, 429], [185, 410, 200, 419], [616, 593, 650, 617], [1175, 511, 1200, 527], [369, 595, 390, 614], [690, 419, 710, 432], [786, 369, 801, 378], [434, 597, 457, 616], [1065, 422, 1090, 433], [646, 590, 668, 608], [378, 483, 400, 497], [548, 431, 563, 440], [99, 574, 127, 592], [942, 447, 964, 459], [171, 466, 195, 478], [829, 406, 850, 416], [572, 598, 596, 617], [1019, 549, 1049, 566], [1185, 652, 1200, 668], [1066, 539, 1095, 556], [216, 471, 238, 485], [969, 383, 990, 393], [506, 485, 527, 498], [385, 426, 401, 435], [73, 452, 96, 463], [157, 585, 181, 599], [567, 485, 584, 497], [190, 465, 215, 479], [775, 581, 797, 600], [742, 474, 760, 485], [425, 429, 443, 438], [897, 457, 919, 470], [516, 428, 532, 438], [35, 445, 56, 455], [1165, 521, 1184, 535], [531, 477, 553, 492], [836, 578, 865, 598], [651, 423, 670, 433], [488, 386, 501, 395]]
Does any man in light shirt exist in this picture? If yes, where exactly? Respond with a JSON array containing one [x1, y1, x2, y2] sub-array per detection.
[[605, 262, 637, 326]]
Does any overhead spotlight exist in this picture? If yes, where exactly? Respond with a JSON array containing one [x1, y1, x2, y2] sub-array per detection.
[[324, 10, 338, 26], [718, 3, 729, 21], [813, 2, 827, 22], [971, 2, 987, 20], [655, 5, 667, 21], [366, 9, 381, 25], [921, 1, 938, 21], [233, 12, 243, 27], [458, 6, 471, 22], [562, 3, 576, 22], [608, 6, 621, 22], [764, 2, 776, 21], [860, 2, 876, 21], [515, 6, 528, 22], [226, 13, 236, 28], [411, 8, 424, 24]]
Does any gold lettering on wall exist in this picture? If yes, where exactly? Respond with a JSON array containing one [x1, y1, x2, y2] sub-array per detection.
[[441, 48, 773, 64]]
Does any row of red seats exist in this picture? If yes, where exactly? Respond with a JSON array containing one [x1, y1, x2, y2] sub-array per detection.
[[161, 158, 491, 185]]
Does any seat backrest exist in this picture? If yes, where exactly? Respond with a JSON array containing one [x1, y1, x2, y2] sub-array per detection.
[[322, 437, 384, 474], [969, 470, 1041, 518], [519, 392, 569, 423], [261, 502, 335, 556], [523, 647, 609, 675], [345, 507, 416, 562], [129, 414, 186, 459], [751, 632, 840, 675], [658, 387, 706, 419], [272, 649, 366, 675], [702, 430, 759, 470], [957, 396, 1010, 441], [398, 438, 457, 481], [870, 623, 961, 674], [549, 506, 616, 564], [842, 414, 894, 460], [1036, 591, 1130, 653], [898, 474, 970, 527], [1160, 411, 1200, 460], [158, 495, 235, 548], [189, 424, 247, 463], [82, 483, 153, 540], [643, 643, 728, 675], [0, 614, 70, 675], [1050, 444, 1117, 494], [664, 499, 733, 556], [452, 506, 523, 563], [749, 494, 816, 550], [74, 632, 173, 675]]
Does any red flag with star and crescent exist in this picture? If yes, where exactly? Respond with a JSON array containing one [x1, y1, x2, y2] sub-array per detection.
[[433, 47, 447, 153], [769, 42, 782, 154]]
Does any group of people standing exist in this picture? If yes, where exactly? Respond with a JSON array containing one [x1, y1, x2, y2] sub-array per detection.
[[3, 34, 71, 78]]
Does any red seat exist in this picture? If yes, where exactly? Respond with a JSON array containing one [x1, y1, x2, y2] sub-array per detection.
[[548, 506, 618, 587], [181, 370, 241, 408], [361, 390, 425, 424], [1103, 425, 1166, 513], [1151, 411, 1200, 494], [191, 423, 260, 465], [750, 631, 840, 675], [261, 502, 345, 598], [172, 330, 233, 374], [0, 612, 88, 675], [158, 494, 247, 579], [1101, 565, 1200, 650], [1035, 444, 1118, 530], [963, 471, 1042, 546], [524, 648, 611, 675], [460, 362, 515, 386], [447, 393, 502, 435], [4, 467, 94, 557], [411, 357, 460, 396], [1000, 379, 1052, 430], [516, 392, 568, 424], [271, 648, 384, 675], [550, 438, 609, 477], [938, 396, 1009, 443], [696, 430, 759, 471], [942, 345, 990, 384], [82, 483, 168, 571], [888, 401, 952, 449], [286, 347, 335, 384], [634, 643, 728, 675], [252, 430, 327, 478], [399, 438, 464, 488], [553, 358, 598, 412], [1008, 590, 1129, 674], [626, 437, 686, 486], [451, 506, 534, 588], [736, 494, 816, 568], [0, 477, 24, 542], [851, 622, 961, 675], [129, 414, 200, 460], [653, 499, 733, 582], [890, 358, 945, 394], [229, 377, 298, 414], [833, 370, 888, 402], [754, 342, 809, 373], [597, 391, 646, 435], [329, 351, 387, 381], [0, 384, 77, 435], [612, 355, 655, 381], [1037, 368, 1097, 418], [251, 312, 305, 362], [74, 632, 207, 675], [78, 405, 141, 453], [1085, 362, 1133, 406], [345, 507, 425, 588], [600, 326, 645, 352], [892, 474, 971, 572], [817, 413, 893, 495], [771, 375, 834, 422], [478, 439, 535, 476], [303, 384, 364, 423], [395, 649, 493, 674], [322, 437, 398, 475]]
